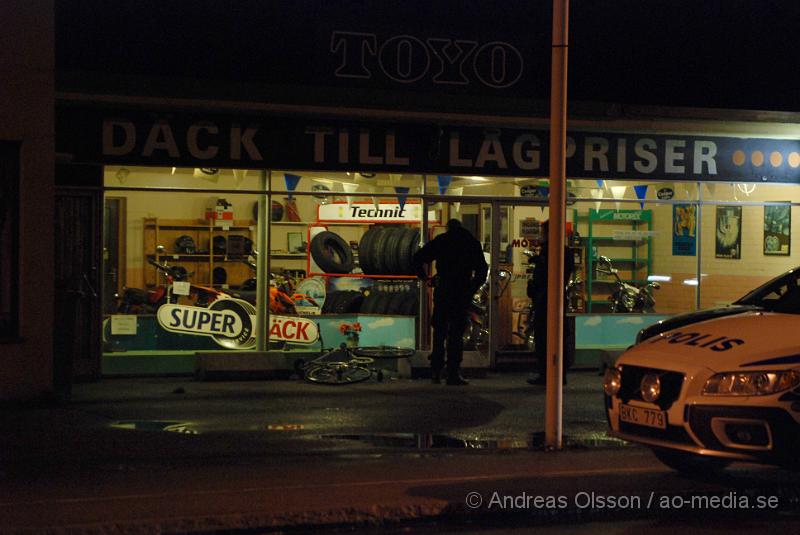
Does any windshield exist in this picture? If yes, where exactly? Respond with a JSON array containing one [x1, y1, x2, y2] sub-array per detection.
[[734, 267, 800, 313]]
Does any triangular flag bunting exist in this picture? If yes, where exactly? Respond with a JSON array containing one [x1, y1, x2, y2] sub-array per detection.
[[284, 173, 302, 200], [437, 175, 452, 195], [633, 184, 648, 209], [394, 186, 410, 210]]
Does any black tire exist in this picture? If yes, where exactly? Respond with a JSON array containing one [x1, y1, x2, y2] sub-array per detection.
[[360, 290, 380, 314], [333, 290, 364, 313], [373, 292, 393, 314], [405, 228, 421, 274], [322, 290, 346, 314], [386, 291, 407, 314], [372, 226, 399, 274], [364, 226, 388, 275], [352, 346, 415, 359], [310, 231, 354, 274], [306, 364, 371, 385], [397, 227, 419, 274], [651, 448, 730, 474], [358, 226, 379, 274], [384, 226, 407, 275], [400, 291, 418, 315]]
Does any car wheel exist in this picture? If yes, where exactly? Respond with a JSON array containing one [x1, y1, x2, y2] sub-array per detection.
[[651, 447, 730, 474]]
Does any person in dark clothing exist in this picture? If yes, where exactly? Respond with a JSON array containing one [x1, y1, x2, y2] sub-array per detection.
[[527, 220, 575, 386], [413, 219, 488, 386]]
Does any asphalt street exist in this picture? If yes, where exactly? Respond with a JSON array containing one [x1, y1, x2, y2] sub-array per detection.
[[2, 371, 798, 533]]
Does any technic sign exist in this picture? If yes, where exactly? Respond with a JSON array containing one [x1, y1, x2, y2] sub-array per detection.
[[156, 298, 319, 349]]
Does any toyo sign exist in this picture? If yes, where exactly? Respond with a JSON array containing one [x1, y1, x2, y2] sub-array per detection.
[[157, 298, 319, 349]]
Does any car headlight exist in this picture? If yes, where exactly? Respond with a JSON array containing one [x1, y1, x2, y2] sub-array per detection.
[[702, 370, 800, 396], [604, 367, 622, 396]]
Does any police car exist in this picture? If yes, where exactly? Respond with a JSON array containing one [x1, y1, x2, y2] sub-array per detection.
[[604, 267, 800, 472]]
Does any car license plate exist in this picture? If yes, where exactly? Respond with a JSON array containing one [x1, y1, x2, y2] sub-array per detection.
[[619, 404, 667, 429]]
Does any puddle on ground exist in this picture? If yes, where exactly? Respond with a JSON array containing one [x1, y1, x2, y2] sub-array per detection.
[[110, 420, 198, 434], [321, 432, 627, 450]]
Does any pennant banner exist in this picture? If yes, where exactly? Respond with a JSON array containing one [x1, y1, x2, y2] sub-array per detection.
[[596, 179, 605, 189], [633, 184, 649, 209], [437, 175, 452, 195], [284, 173, 302, 199], [232, 169, 247, 188], [590, 188, 603, 212], [395, 186, 410, 210], [342, 182, 358, 208]]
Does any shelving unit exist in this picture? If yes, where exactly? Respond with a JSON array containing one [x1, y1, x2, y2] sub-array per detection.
[[143, 218, 256, 287], [584, 209, 653, 312]]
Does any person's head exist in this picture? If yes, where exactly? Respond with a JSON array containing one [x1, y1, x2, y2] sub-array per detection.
[[446, 219, 462, 232]]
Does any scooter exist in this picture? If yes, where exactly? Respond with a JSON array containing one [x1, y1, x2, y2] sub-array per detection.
[[596, 255, 660, 313]]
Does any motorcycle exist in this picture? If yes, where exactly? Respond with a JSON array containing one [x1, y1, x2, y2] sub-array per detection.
[[512, 249, 582, 351], [463, 269, 511, 351], [116, 245, 223, 312], [239, 251, 319, 314], [595, 255, 660, 313]]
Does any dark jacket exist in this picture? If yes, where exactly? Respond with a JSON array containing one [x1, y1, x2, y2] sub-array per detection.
[[528, 244, 575, 313], [413, 227, 488, 295]]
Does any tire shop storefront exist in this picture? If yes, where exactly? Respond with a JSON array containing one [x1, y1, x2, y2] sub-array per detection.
[[52, 2, 800, 383], [56, 107, 800, 379]]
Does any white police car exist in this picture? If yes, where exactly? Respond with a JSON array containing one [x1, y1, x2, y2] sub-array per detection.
[[604, 267, 800, 472]]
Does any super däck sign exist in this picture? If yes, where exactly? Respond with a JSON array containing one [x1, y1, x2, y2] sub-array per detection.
[[57, 109, 800, 183], [157, 298, 318, 349]]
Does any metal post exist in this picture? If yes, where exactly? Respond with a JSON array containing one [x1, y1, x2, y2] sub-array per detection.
[[255, 170, 271, 351], [545, 0, 569, 450]]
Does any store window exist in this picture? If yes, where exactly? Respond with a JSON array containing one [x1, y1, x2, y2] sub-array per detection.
[[270, 170, 424, 354], [699, 183, 800, 309], [0, 142, 20, 339]]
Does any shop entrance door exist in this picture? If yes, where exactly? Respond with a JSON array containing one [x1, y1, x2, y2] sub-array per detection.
[[422, 200, 550, 370], [54, 187, 103, 396], [489, 202, 543, 370]]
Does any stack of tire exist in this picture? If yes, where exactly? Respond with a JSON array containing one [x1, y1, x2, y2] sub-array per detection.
[[320, 290, 364, 314], [360, 284, 418, 315], [322, 285, 418, 315], [310, 231, 355, 273], [358, 225, 420, 275]]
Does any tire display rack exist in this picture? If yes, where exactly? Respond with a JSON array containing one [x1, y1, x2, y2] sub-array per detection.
[[307, 222, 421, 317]]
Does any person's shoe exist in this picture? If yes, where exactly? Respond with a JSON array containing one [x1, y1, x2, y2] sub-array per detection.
[[446, 372, 469, 386], [431, 369, 443, 385], [527, 375, 546, 386]]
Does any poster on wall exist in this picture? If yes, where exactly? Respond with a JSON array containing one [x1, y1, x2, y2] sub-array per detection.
[[672, 204, 696, 256], [763, 203, 791, 256], [715, 205, 742, 259]]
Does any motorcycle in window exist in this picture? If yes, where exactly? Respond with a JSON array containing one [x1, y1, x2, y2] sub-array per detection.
[[595, 255, 660, 313]]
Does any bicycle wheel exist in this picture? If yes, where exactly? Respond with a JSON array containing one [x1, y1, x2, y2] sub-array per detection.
[[305, 363, 372, 385], [351, 346, 415, 359]]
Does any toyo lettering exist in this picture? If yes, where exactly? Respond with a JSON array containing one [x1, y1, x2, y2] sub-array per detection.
[[649, 331, 745, 351]]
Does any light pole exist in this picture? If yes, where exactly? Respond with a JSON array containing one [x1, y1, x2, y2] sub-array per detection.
[[545, 0, 569, 450]]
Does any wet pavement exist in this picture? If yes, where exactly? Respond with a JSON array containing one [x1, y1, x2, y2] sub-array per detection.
[[4, 371, 796, 533], [56, 370, 616, 459]]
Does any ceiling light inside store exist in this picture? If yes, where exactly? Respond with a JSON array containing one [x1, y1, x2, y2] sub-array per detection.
[[647, 275, 672, 282], [456, 176, 491, 182]]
